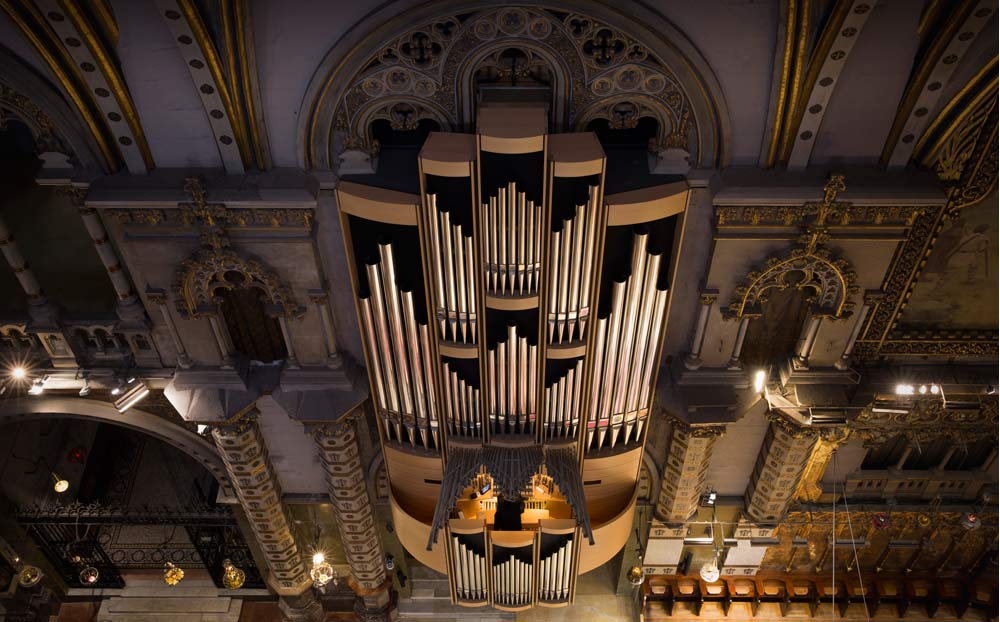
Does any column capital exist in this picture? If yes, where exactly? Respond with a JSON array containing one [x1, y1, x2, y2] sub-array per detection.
[[698, 288, 720, 305]]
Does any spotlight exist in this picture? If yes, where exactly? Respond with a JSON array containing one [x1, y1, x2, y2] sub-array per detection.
[[312, 552, 326, 565], [753, 369, 766, 393], [894, 384, 915, 396], [10, 366, 26, 380], [28, 378, 45, 395], [114, 379, 149, 413], [51, 472, 69, 493], [930, 384, 940, 395], [17, 565, 42, 588], [918, 385, 927, 394]]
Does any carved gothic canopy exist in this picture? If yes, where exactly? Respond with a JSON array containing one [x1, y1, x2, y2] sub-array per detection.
[[725, 246, 859, 321], [172, 247, 305, 320], [302, 2, 728, 169]]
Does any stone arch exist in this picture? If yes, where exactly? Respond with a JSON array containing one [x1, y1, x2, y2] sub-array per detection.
[[725, 248, 859, 321], [298, 0, 730, 171], [172, 247, 305, 320], [0, 397, 234, 500], [455, 38, 575, 130], [0, 45, 107, 177]]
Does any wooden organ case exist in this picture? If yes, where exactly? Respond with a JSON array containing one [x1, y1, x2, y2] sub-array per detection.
[[336, 106, 688, 610]]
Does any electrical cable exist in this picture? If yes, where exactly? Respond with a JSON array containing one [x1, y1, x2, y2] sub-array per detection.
[[841, 490, 870, 621]]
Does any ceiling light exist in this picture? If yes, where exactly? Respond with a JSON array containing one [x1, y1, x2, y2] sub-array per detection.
[[753, 369, 766, 393], [79, 565, 99, 585], [10, 366, 26, 380], [221, 559, 245, 590], [918, 384, 927, 394], [51, 472, 69, 493], [312, 551, 326, 565], [310, 552, 334, 588], [114, 379, 149, 413], [930, 384, 940, 394], [17, 565, 42, 588], [163, 562, 184, 585], [894, 384, 915, 396]]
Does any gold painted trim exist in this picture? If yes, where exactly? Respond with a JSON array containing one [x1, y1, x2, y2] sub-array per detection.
[[59, 0, 154, 170], [914, 56, 999, 165], [879, 0, 975, 166], [779, 0, 850, 164], [177, 0, 252, 168], [0, 0, 117, 172], [90, 0, 118, 46], [232, 0, 268, 169], [765, 0, 805, 168]]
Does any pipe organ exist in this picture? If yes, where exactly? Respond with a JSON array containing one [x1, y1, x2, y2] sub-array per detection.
[[336, 106, 689, 611]]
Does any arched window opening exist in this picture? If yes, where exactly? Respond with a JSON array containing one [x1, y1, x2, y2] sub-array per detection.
[[740, 285, 811, 369], [474, 47, 555, 125], [217, 285, 287, 363]]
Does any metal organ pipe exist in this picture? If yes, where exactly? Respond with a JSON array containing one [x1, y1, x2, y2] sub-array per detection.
[[547, 187, 599, 344], [427, 195, 477, 344], [544, 359, 583, 440], [451, 537, 485, 601], [487, 325, 537, 435], [442, 362, 481, 438], [481, 182, 542, 297], [358, 242, 438, 449], [585, 231, 667, 451]]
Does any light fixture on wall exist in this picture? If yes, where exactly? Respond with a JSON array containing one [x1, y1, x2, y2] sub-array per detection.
[[114, 378, 149, 413], [10, 366, 27, 380], [753, 369, 767, 393], [51, 472, 70, 493], [627, 565, 644, 587]]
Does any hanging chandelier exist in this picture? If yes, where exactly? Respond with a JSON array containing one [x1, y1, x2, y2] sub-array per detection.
[[221, 559, 246, 589], [163, 561, 185, 586]]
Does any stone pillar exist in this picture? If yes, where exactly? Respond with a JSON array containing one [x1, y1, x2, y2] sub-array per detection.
[[791, 314, 822, 370], [744, 416, 819, 523], [835, 290, 882, 370], [726, 317, 751, 370], [309, 289, 343, 369], [655, 422, 725, 523], [0, 212, 74, 367], [208, 315, 236, 367], [212, 410, 322, 622], [314, 414, 395, 621], [146, 287, 193, 368], [276, 316, 300, 368], [683, 290, 718, 370]]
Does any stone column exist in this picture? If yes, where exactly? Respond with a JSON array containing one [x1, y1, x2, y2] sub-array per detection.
[[835, 290, 883, 370], [0, 212, 74, 366], [744, 416, 819, 523], [655, 421, 725, 523], [276, 316, 300, 368], [212, 410, 322, 622], [313, 414, 395, 621], [792, 314, 823, 370], [146, 287, 193, 368], [208, 315, 236, 367], [683, 290, 718, 370], [309, 290, 343, 369], [726, 317, 751, 370]]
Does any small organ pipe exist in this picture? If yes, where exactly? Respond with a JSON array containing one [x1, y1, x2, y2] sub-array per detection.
[[547, 187, 599, 344], [488, 325, 537, 435], [544, 359, 583, 440], [481, 182, 542, 297]]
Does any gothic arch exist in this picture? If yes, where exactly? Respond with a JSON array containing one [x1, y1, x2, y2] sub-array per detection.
[[724, 247, 859, 321], [0, 397, 234, 500], [172, 247, 305, 320], [298, 0, 730, 170], [0, 45, 107, 176]]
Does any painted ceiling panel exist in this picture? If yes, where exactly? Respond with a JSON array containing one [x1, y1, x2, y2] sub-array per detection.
[[253, 0, 381, 167], [811, 0, 921, 164], [646, 0, 778, 165], [113, 0, 222, 168]]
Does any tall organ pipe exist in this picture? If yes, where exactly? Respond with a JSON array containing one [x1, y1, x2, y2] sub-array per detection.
[[487, 325, 537, 435], [547, 187, 599, 344], [427, 195, 477, 344], [481, 182, 542, 297]]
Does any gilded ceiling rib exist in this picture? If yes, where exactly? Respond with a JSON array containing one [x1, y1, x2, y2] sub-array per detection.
[[220, 0, 270, 170], [880, 0, 995, 168], [913, 56, 999, 168], [56, 0, 154, 172], [763, 0, 810, 169], [0, 0, 116, 172]]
